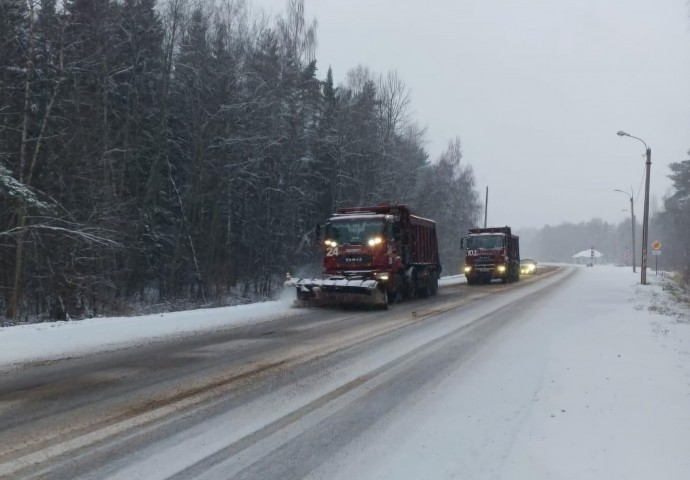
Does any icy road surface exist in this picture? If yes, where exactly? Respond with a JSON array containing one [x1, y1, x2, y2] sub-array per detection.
[[0, 275, 465, 371], [1, 266, 689, 479]]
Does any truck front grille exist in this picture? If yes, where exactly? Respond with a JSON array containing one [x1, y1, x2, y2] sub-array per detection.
[[336, 255, 373, 265]]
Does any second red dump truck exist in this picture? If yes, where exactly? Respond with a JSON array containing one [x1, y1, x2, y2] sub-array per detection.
[[461, 226, 520, 285], [287, 205, 441, 308]]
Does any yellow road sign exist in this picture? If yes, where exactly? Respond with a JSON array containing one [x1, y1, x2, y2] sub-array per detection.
[[652, 240, 661, 250]]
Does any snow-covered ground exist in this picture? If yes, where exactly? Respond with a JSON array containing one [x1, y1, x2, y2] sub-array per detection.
[[0, 274, 466, 371], [311, 266, 690, 479], [438, 273, 467, 287], [0, 289, 302, 371], [3, 266, 690, 478]]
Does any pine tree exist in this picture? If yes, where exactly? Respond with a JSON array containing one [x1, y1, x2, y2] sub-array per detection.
[[659, 158, 690, 277]]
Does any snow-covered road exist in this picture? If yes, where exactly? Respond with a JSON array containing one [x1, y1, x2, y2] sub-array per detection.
[[1, 266, 689, 479], [313, 267, 690, 480]]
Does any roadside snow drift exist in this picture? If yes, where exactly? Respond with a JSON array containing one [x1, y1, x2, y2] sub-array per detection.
[[0, 289, 300, 370]]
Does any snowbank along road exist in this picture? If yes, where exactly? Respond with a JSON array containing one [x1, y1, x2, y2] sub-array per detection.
[[3, 265, 688, 479]]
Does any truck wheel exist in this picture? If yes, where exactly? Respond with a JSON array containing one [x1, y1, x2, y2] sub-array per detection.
[[420, 278, 433, 298], [380, 290, 389, 309], [415, 268, 431, 298], [387, 288, 401, 305], [405, 270, 417, 299]]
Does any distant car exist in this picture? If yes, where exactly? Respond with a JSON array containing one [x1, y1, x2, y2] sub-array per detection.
[[520, 259, 537, 275]]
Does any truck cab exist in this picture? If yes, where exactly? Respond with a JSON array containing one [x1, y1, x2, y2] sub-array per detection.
[[461, 227, 520, 285], [321, 213, 401, 282]]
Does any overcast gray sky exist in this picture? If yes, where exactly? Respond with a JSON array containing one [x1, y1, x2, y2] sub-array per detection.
[[255, 0, 690, 229]]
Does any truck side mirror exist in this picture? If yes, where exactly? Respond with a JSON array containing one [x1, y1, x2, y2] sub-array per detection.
[[460, 237, 465, 250], [315, 224, 321, 242]]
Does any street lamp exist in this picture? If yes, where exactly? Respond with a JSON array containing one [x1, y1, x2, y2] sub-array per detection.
[[613, 187, 636, 273], [616, 130, 651, 285]]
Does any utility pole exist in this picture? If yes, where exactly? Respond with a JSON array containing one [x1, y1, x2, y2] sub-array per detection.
[[617, 131, 651, 285], [614, 186, 636, 273], [483, 186, 488, 228], [641, 147, 651, 285], [630, 185, 636, 273]]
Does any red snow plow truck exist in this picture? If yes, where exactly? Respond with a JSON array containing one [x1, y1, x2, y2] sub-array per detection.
[[286, 205, 441, 308]]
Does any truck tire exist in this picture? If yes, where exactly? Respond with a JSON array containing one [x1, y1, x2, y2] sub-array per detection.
[[387, 288, 402, 305], [420, 278, 432, 298], [416, 268, 433, 298], [380, 290, 389, 309], [389, 273, 404, 304], [405, 269, 417, 299]]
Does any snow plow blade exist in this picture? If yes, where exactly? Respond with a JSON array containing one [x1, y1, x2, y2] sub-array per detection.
[[285, 277, 388, 309]]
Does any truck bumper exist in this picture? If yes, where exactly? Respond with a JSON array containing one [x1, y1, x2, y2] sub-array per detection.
[[465, 266, 507, 284]]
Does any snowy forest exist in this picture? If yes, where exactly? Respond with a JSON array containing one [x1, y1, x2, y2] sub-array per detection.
[[656, 158, 690, 281], [0, 0, 482, 321]]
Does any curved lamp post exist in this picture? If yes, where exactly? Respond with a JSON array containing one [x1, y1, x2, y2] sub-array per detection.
[[614, 187, 636, 273], [616, 131, 651, 285]]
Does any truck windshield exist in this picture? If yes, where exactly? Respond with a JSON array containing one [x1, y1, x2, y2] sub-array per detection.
[[466, 234, 504, 250], [326, 219, 385, 245]]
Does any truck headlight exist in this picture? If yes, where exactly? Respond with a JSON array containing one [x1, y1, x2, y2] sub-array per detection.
[[367, 236, 383, 246], [376, 272, 389, 281], [497, 265, 506, 273], [464, 266, 472, 273]]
